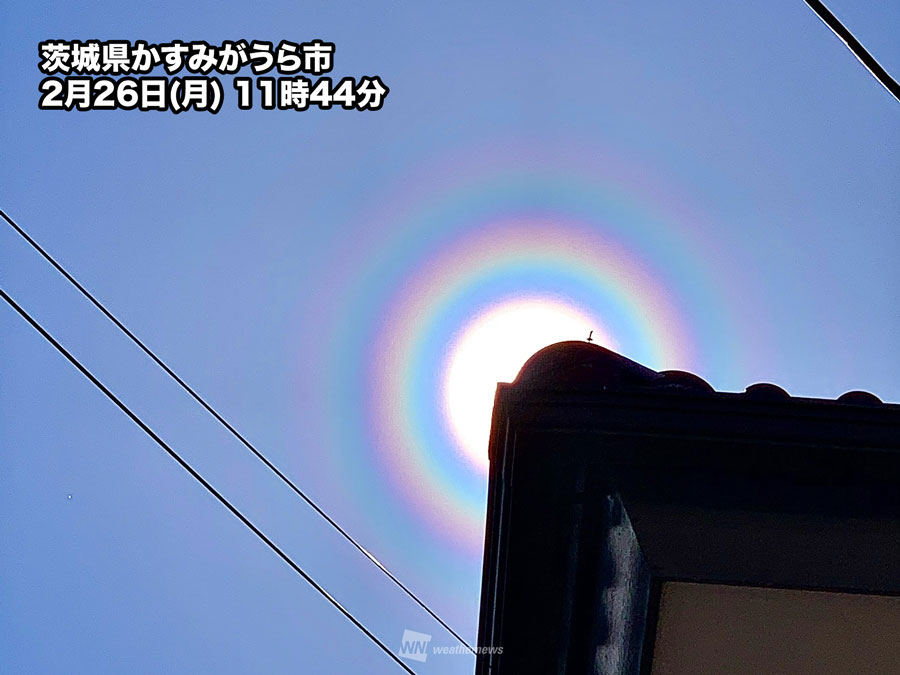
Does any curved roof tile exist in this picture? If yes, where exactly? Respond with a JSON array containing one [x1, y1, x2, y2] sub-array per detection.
[[513, 341, 889, 406]]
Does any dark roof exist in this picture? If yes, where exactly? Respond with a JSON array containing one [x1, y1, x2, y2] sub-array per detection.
[[513, 341, 890, 406]]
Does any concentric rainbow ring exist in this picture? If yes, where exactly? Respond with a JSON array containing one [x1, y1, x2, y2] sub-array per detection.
[[319, 160, 743, 567]]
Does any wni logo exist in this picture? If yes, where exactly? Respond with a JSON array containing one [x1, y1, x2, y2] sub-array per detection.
[[398, 629, 432, 663]]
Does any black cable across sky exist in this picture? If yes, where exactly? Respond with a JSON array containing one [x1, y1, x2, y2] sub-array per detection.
[[804, 0, 900, 104], [1, 287, 416, 675], [0, 208, 474, 654]]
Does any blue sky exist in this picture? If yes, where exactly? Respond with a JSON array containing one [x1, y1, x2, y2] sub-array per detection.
[[2, 1, 898, 673]]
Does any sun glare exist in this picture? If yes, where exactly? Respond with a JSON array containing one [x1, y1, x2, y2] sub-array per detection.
[[442, 298, 614, 472]]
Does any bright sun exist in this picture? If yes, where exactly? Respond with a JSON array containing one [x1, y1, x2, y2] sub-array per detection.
[[442, 298, 614, 472]]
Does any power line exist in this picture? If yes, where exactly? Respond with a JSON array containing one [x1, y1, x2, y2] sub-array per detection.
[[1, 287, 416, 675], [0, 208, 474, 654], [804, 0, 900, 104]]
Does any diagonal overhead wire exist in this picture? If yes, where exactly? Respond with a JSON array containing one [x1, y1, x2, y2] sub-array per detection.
[[1, 208, 474, 654], [804, 0, 900, 104], [1, 287, 416, 674]]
